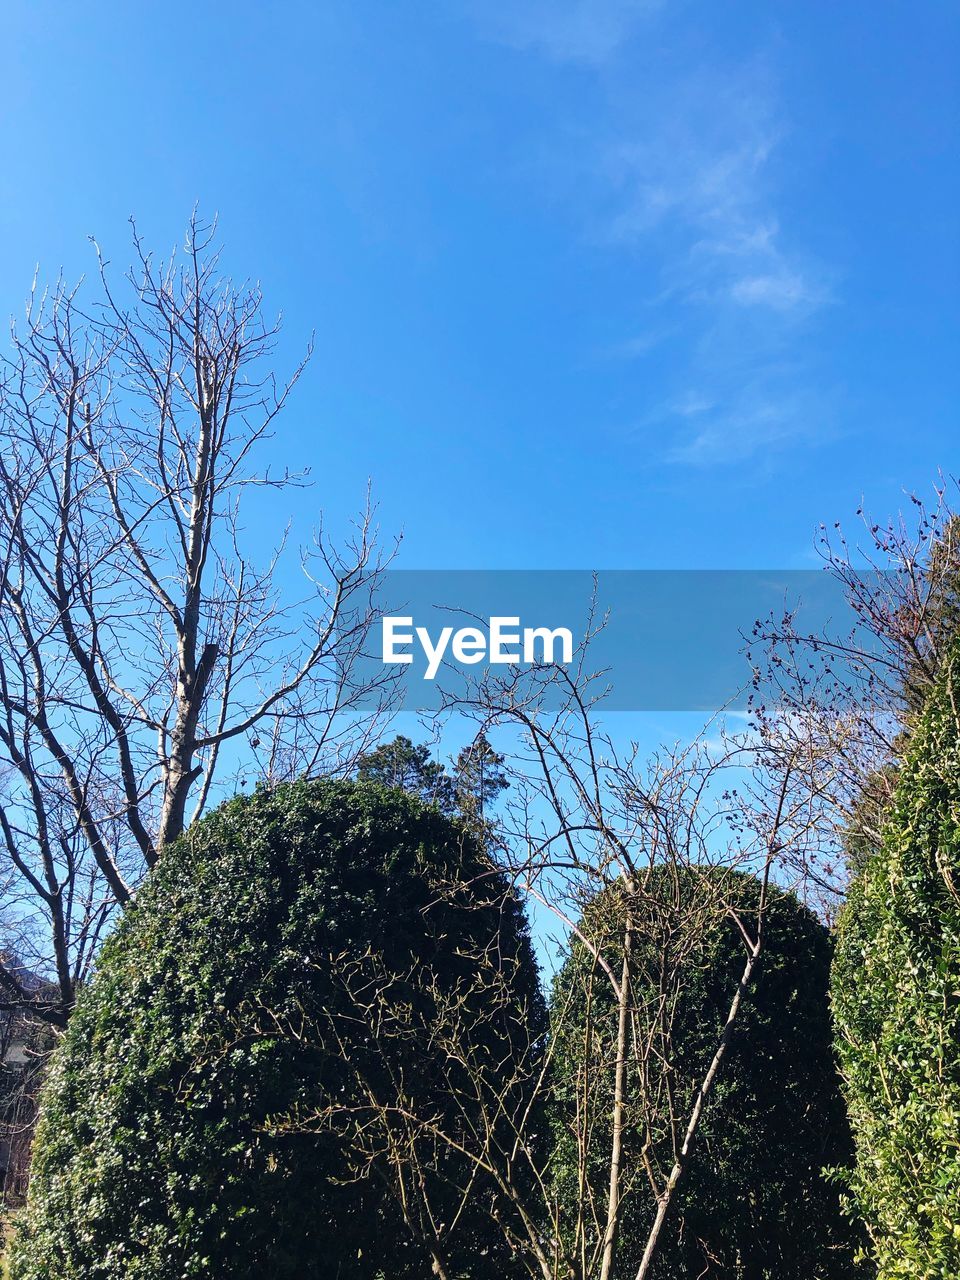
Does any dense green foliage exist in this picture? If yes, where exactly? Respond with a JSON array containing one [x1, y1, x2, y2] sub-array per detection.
[[356, 734, 460, 812], [551, 869, 864, 1279], [832, 647, 960, 1279], [355, 733, 509, 837], [11, 779, 542, 1280]]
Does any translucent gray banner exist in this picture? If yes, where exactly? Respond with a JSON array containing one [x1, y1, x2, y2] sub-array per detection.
[[364, 570, 880, 712]]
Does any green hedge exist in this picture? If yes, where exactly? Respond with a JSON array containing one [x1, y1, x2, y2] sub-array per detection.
[[550, 868, 865, 1278], [832, 647, 960, 1278], [11, 779, 541, 1279]]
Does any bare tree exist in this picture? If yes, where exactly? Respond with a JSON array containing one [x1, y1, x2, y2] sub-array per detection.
[[261, 619, 838, 1279], [462, 653, 827, 1280], [0, 214, 397, 1023], [747, 475, 960, 904]]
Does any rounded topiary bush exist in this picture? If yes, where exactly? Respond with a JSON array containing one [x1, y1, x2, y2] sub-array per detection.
[[550, 868, 866, 1280], [11, 778, 542, 1280]]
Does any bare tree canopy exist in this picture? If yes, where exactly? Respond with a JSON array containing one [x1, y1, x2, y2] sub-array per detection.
[[749, 478, 960, 901], [297, 625, 853, 1280], [0, 214, 396, 1022]]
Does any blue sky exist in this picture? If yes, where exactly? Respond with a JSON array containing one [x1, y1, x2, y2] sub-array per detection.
[[1, 1, 956, 574]]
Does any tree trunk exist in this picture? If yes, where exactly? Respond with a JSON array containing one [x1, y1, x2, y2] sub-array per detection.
[[599, 917, 633, 1280]]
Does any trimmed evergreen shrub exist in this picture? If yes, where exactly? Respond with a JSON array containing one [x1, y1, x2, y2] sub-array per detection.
[[550, 868, 864, 1279], [11, 778, 542, 1279], [832, 645, 960, 1278]]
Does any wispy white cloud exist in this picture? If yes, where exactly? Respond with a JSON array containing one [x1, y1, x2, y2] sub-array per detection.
[[670, 390, 718, 418], [730, 270, 822, 311], [601, 69, 828, 320], [664, 385, 830, 467], [467, 7, 835, 467], [596, 63, 836, 463], [470, 0, 661, 66], [604, 323, 677, 359]]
